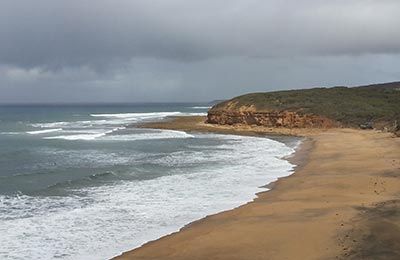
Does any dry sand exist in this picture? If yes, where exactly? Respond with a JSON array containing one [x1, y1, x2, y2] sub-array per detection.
[[114, 116, 400, 260]]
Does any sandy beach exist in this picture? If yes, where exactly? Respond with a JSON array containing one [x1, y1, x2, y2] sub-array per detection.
[[114, 116, 400, 260]]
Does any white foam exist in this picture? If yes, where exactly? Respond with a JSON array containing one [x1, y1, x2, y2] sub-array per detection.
[[44, 128, 187, 141], [0, 132, 21, 135], [182, 112, 207, 116], [44, 133, 106, 140], [102, 129, 194, 141], [58, 129, 108, 134], [90, 111, 207, 120], [31, 120, 110, 128], [29, 112, 205, 141], [43, 127, 124, 141], [0, 134, 297, 260], [90, 112, 181, 119], [31, 121, 71, 128], [190, 106, 211, 109], [26, 128, 63, 135]]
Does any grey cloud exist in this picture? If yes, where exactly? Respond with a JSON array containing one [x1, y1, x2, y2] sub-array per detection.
[[1, 0, 400, 69], [1, 54, 399, 103], [1, 1, 399, 103]]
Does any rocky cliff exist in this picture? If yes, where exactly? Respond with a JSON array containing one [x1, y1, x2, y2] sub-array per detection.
[[206, 82, 400, 129], [207, 107, 337, 128]]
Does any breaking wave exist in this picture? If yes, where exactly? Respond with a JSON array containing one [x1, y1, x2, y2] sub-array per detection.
[[26, 128, 63, 135]]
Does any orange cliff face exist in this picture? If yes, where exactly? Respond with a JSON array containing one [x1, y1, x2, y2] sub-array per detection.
[[207, 109, 338, 128]]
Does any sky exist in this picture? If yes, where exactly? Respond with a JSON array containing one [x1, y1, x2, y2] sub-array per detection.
[[0, 0, 399, 103]]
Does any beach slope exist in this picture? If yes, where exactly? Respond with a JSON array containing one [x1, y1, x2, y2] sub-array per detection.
[[115, 118, 400, 260]]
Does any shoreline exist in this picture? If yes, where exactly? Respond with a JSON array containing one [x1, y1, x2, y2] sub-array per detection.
[[112, 116, 304, 256], [114, 116, 400, 260], [134, 115, 328, 137]]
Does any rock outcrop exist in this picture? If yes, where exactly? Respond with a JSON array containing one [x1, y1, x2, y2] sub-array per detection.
[[205, 81, 400, 129], [207, 107, 337, 128]]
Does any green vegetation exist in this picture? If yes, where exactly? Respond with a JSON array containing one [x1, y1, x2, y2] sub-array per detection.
[[213, 82, 400, 127]]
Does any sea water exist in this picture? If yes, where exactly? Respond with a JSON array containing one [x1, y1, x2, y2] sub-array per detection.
[[0, 103, 299, 260]]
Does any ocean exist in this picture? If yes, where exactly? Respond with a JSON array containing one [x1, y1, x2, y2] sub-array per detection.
[[0, 103, 299, 260]]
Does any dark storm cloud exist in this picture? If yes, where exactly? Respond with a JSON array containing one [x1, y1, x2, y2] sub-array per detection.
[[1, 0, 400, 68], [2, 55, 399, 103], [0, 0, 399, 103]]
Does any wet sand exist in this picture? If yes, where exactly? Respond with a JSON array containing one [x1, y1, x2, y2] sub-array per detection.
[[114, 116, 400, 260]]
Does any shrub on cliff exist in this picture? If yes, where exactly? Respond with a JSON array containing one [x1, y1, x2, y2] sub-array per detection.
[[211, 82, 400, 128]]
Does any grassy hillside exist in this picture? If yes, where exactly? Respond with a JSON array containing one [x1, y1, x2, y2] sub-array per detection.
[[212, 82, 400, 127]]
